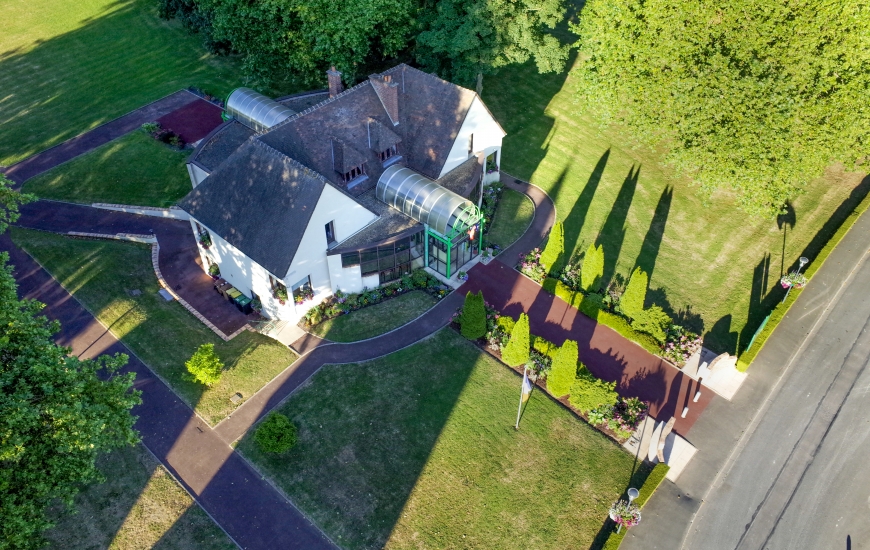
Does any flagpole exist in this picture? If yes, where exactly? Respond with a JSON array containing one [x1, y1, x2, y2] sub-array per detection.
[[515, 366, 527, 430]]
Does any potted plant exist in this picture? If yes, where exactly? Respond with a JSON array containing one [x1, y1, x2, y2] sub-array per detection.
[[294, 286, 314, 305], [208, 263, 220, 278], [609, 499, 641, 533], [780, 271, 808, 289], [251, 297, 262, 313], [481, 249, 491, 264], [199, 233, 212, 249], [457, 270, 469, 281], [274, 286, 288, 305]]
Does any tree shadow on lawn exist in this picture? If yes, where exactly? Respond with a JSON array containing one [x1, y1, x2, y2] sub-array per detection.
[[560, 149, 610, 268], [635, 186, 673, 282], [595, 164, 639, 285]]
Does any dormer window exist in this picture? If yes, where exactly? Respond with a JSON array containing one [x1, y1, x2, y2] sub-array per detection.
[[342, 163, 366, 183], [378, 144, 398, 162]]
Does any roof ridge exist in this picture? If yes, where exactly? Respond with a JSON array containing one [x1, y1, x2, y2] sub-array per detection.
[[264, 79, 374, 134], [384, 63, 476, 96]]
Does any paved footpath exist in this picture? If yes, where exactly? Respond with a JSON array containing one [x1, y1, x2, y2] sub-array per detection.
[[622, 195, 870, 550], [2, 90, 201, 186]]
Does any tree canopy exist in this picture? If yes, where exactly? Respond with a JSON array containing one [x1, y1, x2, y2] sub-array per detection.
[[571, 0, 870, 216], [0, 255, 140, 548]]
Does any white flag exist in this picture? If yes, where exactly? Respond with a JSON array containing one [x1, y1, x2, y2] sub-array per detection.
[[521, 370, 533, 403]]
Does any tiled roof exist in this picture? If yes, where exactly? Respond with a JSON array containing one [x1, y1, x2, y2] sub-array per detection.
[[190, 120, 255, 172]]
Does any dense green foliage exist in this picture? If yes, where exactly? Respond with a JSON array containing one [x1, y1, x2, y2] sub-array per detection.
[[539, 221, 564, 272], [571, 0, 870, 216], [619, 267, 647, 320], [185, 343, 224, 386], [568, 370, 618, 414], [581, 242, 604, 292], [255, 413, 298, 453], [460, 291, 487, 340], [0, 255, 140, 549], [501, 313, 530, 366], [0, 175, 34, 234], [417, 0, 570, 85], [159, 0, 570, 88], [631, 305, 672, 343], [547, 340, 578, 397]]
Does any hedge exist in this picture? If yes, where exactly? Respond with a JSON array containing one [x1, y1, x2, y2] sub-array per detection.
[[542, 278, 661, 356], [736, 187, 870, 371], [598, 462, 671, 550]]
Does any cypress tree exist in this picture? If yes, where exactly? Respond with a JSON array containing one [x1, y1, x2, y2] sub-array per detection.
[[580, 243, 604, 292], [620, 267, 648, 320], [539, 221, 564, 272], [460, 291, 486, 340], [547, 339, 578, 398], [501, 313, 531, 366]]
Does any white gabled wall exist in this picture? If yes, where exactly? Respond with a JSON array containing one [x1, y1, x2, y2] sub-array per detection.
[[186, 163, 209, 188], [439, 96, 506, 178]]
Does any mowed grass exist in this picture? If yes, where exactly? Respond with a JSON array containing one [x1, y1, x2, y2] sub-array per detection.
[[11, 228, 295, 424], [487, 187, 535, 249], [23, 131, 192, 207], [45, 444, 235, 550], [240, 329, 634, 550], [483, 5, 870, 353], [0, 0, 241, 166], [308, 291, 437, 342]]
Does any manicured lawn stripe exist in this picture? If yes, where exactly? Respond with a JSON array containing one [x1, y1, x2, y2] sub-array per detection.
[[487, 187, 535, 249], [45, 444, 235, 550], [240, 328, 635, 550], [23, 131, 193, 207], [308, 290, 437, 342], [10, 228, 295, 424]]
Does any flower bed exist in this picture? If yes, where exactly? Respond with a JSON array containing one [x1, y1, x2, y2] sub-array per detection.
[[302, 269, 448, 328], [454, 302, 649, 444], [141, 122, 185, 149]]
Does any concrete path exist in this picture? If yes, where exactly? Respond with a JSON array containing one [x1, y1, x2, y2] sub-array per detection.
[[622, 198, 870, 550], [1, 90, 200, 186]]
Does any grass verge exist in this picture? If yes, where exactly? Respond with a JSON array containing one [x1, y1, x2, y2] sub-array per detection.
[[45, 443, 235, 550], [23, 131, 192, 207], [487, 188, 535, 249], [308, 290, 436, 342], [10, 228, 295, 424], [592, 462, 670, 550], [239, 328, 637, 550]]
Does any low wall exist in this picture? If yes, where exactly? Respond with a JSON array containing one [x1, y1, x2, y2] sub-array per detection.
[[91, 203, 190, 220]]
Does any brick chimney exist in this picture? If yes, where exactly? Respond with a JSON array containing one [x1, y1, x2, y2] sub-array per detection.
[[369, 74, 399, 125], [327, 66, 343, 98]]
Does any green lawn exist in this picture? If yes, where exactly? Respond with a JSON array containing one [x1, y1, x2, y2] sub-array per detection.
[[308, 291, 437, 342], [46, 444, 235, 550], [23, 131, 193, 207], [0, 0, 242, 166], [11, 228, 296, 425], [487, 187, 535, 249], [483, 3, 870, 354], [239, 328, 636, 550]]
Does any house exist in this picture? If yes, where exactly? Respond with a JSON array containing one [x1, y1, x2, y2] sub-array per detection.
[[178, 64, 506, 324]]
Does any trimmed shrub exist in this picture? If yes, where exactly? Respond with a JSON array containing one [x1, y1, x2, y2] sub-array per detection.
[[496, 315, 515, 335], [501, 313, 530, 367], [581, 242, 605, 292], [620, 267, 648, 320], [532, 335, 558, 359], [597, 310, 662, 355], [547, 340, 578, 397], [569, 370, 618, 413], [460, 291, 486, 339], [254, 412, 298, 453], [631, 305, 672, 343], [540, 221, 564, 272], [184, 343, 223, 386], [579, 293, 605, 318]]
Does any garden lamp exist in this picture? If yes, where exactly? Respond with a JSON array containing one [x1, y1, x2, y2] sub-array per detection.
[[627, 488, 639, 504], [798, 256, 809, 272]]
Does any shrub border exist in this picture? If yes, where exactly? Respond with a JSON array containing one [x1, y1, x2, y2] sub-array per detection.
[[736, 189, 870, 371]]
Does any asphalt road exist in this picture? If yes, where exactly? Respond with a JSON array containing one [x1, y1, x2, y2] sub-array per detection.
[[682, 236, 870, 548]]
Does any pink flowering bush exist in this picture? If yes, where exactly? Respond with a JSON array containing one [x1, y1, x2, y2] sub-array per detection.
[[517, 248, 547, 283], [609, 499, 641, 529], [661, 325, 702, 366]]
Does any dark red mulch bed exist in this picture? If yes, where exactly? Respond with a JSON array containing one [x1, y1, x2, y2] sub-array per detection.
[[155, 99, 223, 144]]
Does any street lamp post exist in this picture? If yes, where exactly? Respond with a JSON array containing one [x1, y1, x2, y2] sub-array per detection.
[[782, 256, 809, 303]]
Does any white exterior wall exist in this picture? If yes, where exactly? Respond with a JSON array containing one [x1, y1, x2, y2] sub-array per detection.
[[326, 254, 365, 294], [439, 96, 506, 178], [187, 163, 209, 188]]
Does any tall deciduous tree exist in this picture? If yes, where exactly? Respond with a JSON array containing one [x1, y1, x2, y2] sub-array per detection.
[[0, 256, 140, 548], [415, 0, 571, 85], [0, 174, 34, 233], [572, 0, 870, 216]]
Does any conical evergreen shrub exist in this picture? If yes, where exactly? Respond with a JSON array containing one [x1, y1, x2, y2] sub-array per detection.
[[547, 339, 578, 397], [501, 313, 530, 366], [460, 291, 486, 340], [620, 267, 648, 320], [581, 243, 605, 292], [540, 222, 564, 272]]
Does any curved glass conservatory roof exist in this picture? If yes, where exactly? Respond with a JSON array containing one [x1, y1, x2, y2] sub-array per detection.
[[377, 164, 481, 238], [225, 87, 295, 133]]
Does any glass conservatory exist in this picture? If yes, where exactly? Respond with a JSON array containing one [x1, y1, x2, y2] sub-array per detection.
[[224, 87, 295, 133], [377, 165, 483, 278]]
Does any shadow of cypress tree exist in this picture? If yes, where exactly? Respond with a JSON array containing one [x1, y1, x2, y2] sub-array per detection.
[[636, 186, 673, 283], [596, 165, 639, 286]]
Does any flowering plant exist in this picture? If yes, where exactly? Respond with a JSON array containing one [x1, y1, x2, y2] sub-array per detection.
[[274, 286, 288, 304], [198, 233, 212, 248], [457, 270, 469, 281], [517, 248, 547, 283], [610, 397, 648, 433], [294, 286, 314, 304], [661, 325, 702, 366], [558, 262, 582, 290], [525, 349, 552, 380], [780, 271, 808, 288], [609, 500, 641, 529]]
